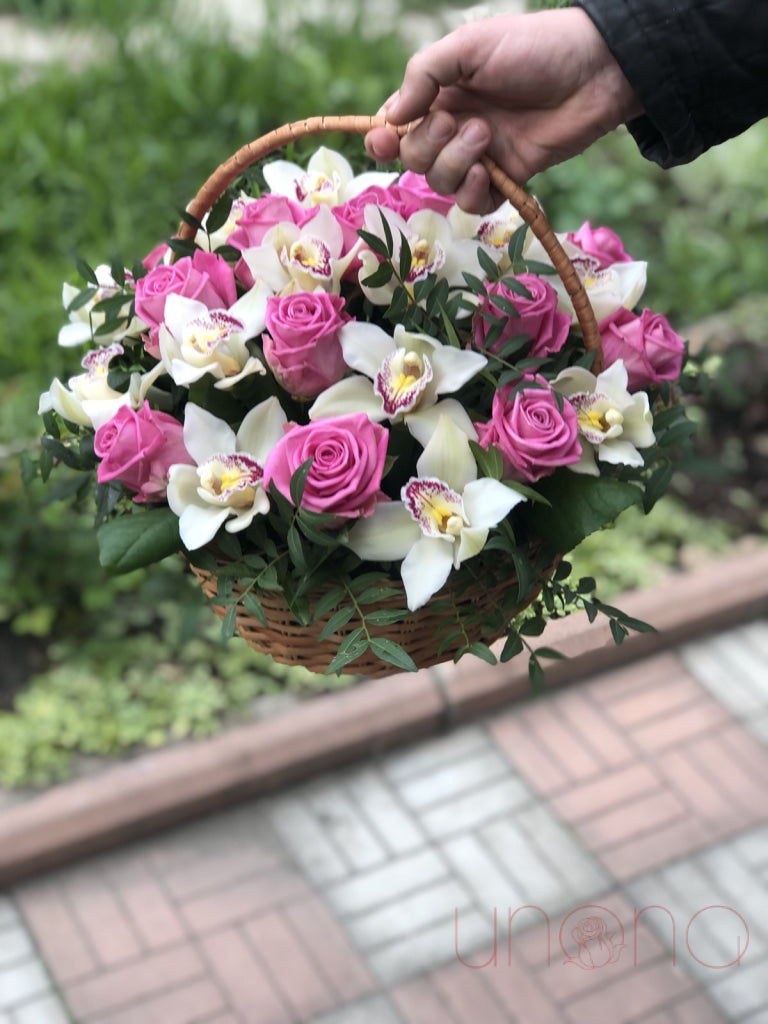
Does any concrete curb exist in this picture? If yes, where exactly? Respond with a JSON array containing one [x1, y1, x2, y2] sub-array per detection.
[[2, 544, 767, 886]]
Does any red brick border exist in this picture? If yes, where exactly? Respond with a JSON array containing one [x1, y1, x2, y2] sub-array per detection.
[[0, 544, 766, 886]]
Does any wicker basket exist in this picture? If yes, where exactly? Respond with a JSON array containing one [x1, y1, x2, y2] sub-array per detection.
[[177, 116, 602, 678]]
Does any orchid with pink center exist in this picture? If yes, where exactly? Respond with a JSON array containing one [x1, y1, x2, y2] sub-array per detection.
[[553, 360, 655, 475], [166, 399, 287, 550], [59, 265, 144, 347], [263, 146, 396, 208], [158, 283, 270, 389], [358, 206, 485, 305], [38, 343, 163, 429], [308, 322, 486, 446], [346, 416, 526, 611], [194, 194, 253, 252], [241, 205, 358, 295]]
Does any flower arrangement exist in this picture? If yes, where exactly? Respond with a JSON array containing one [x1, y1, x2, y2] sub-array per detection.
[[37, 118, 698, 679]]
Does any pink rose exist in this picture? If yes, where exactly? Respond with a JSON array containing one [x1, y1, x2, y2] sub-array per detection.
[[389, 171, 455, 218], [142, 242, 171, 270], [263, 292, 350, 399], [475, 379, 581, 482], [263, 414, 388, 519], [600, 307, 685, 389], [474, 273, 571, 359], [334, 185, 406, 258], [94, 402, 193, 503], [134, 250, 237, 329], [566, 221, 632, 269]]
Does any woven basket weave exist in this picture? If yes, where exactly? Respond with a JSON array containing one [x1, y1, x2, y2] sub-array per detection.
[[179, 116, 602, 678]]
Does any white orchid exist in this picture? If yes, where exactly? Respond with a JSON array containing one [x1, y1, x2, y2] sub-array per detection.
[[59, 265, 145, 348], [358, 206, 486, 305], [553, 360, 655, 475], [309, 322, 486, 447], [526, 235, 647, 323], [263, 146, 397, 208], [38, 343, 162, 429], [194, 194, 255, 252], [450, 199, 534, 273], [158, 283, 270, 390], [241, 204, 358, 296], [346, 416, 526, 611], [166, 399, 287, 550]]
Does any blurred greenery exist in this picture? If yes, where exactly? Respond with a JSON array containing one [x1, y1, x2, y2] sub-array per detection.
[[0, 0, 765, 786]]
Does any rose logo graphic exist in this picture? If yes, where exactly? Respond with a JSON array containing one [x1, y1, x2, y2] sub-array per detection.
[[564, 914, 625, 970]]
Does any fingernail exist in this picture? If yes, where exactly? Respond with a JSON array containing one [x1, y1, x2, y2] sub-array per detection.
[[383, 91, 400, 118], [461, 120, 489, 146]]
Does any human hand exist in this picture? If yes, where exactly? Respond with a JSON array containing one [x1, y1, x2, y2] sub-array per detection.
[[365, 9, 642, 213]]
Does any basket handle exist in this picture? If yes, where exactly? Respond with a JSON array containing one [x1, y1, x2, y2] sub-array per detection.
[[177, 114, 602, 362]]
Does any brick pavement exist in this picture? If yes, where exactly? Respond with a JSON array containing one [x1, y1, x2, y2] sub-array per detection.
[[1, 617, 767, 1023]]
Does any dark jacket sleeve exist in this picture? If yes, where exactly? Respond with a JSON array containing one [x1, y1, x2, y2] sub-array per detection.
[[572, 0, 768, 167]]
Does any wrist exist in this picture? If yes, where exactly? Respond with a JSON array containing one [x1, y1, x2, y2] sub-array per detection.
[[573, 7, 644, 126]]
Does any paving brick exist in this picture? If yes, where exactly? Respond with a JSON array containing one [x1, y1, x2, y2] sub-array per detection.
[[731, 825, 768, 870], [514, 701, 603, 781], [307, 994, 402, 1024], [481, 954, 564, 1024], [629, 700, 730, 755], [577, 791, 686, 850], [440, 834, 526, 911], [0, 897, 18, 930], [64, 871, 143, 968], [430, 959, 511, 1024], [115, 875, 187, 951], [586, 652, 683, 704], [708, 960, 768, 1020], [548, 690, 635, 769], [302, 783, 389, 871], [514, 806, 608, 899], [161, 844, 281, 902], [562, 959, 695, 1024], [345, 770, 425, 855], [608, 676, 704, 728], [346, 878, 472, 951], [0, 923, 33, 968], [268, 796, 350, 884], [686, 728, 768, 817], [180, 865, 310, 935], [0, 959, 51, 1011], [391, 977, 458, 1024], [13, 882, 97, 983], [480, 817, 576, 907], [599, 817, 711, 881], [549, 763, 660, 823], [200, 927, 289, 1024], [489, 715, 570, 795], [243, 910, 337, 1021], [370, 909, 492, 984], [396, 750, 510, 811], [420, 776, 530, 839], [670, 991, 730, 1024], [10, 993, 71, 1024], [284, 896, 375, 1003], [93, 978, 225, 1024], [64, 944, 205, 1021], [699, 847, 768, 934], [682, 642, 766, 718], [325, 850, 447, 918], [654, 749, 744, 834], [380, 726, 488, 784], [741, 1010, 768, 1024]]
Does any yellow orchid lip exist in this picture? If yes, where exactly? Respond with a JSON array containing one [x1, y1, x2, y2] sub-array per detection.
[[373, 348, 433, 417], [402, 476, 466, 539], [197, 453, 264, 508]]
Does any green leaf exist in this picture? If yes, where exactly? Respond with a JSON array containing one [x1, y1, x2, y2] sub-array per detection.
[[466, 641, 498, 666], [398, 231, 412, 282], [530, 474, 641, 553], [357, 227, 391, 259], [361, 262, 393, 289], [365, 608, 409, 625], [325, 628, 368, 675], [221, 603, 238, 640], [97, 508, 180, 573], [368, 637, 417, 672], [66, 285, 98, 314], [519, 615, 546, 637], [355, 585, 402, 604], [75, 258, 99, 286], [506, 223, 529, 266], [206, 193, 232, 235], [500, 632, 524, 662], [535, 646, 566, 660], [318, 605, 356, 641], [242, 593, 268, 627], [469, 440, 504, 480], [289, 457, 314, 507], [312, 588, 347, 620]]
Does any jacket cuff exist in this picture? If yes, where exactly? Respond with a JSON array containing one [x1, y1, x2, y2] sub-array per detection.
[[572, 0, 705, 167]]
